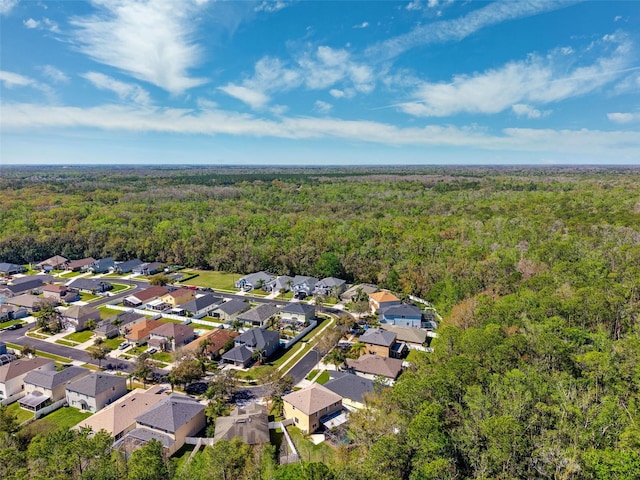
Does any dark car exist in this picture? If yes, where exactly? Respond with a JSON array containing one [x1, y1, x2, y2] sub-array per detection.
[[6, 324, 22, 330]]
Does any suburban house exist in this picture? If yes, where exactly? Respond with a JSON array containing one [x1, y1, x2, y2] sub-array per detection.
[[345, 354, 403, 384], [213, 404, 270, 445], [88, 257, 116, 274], [160, 288, 195, 308], [64, 257, 96, 272], [0, 263, 26, 275], [74, 385, 167, 440], [265, 275, 294, 293], [222, 328, 281, 367], [280, 302, 316, 325], [67, 278, 113, 294], [212, 299, 250, 322], [359, 328, 406, 358], [314, 277, 347, 296], [112, 259, 143, 274], [291, 275, 319, 297], [19, 366, 90, 413], [283, 383, 343, 434], [379, 303, 424, 328], [42, 284, 78, 303], [0, 357, 55, 405], [184, 328, 238, 360], [66, 372, 127, 413], [323, 371, 375, 411], [125, 319, 165, 346], [132, 262, 165, 276], [36, 255, 68, 271], [180, 294, 223, 317], [237, 303, 281, 328], [114, 394, 206, 457], [0, 304, 27, 321], [6, 294, 44, 313], [380, 324, 430, 349], [368, 291, 401, 314], [12, 274, 54, 285], [94, 311, 147, 339], [0, 278, 45, 298], [148, 322, 194, 352], [60, 305, 101, 332], [123, 286, 169, 308], [341, 283, 378, 302], [235, 271, 275, 291]]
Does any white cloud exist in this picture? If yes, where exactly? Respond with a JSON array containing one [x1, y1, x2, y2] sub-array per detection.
[[367, 0, 579, 60], [607, 112, 640, 124], [40, 65, 69, 83], [512, 104, 550, 119], [613, 71, 640, 94], [82, 72, 151, 105], [614, 15, 622, 22], [406, 1, 421, 11], [69, 0, 206, 94], [254, 0, 290, 13], [42, 17, 60, 33], [0, 0, 18, 15], [314, 100, 332, 113], [353, 21, 369, 29], [329, 89, 345, 98], [399, 36, 633, 117], [0, 70, 54, 97], [24, 18, 40, 28], [427, 0, 439, 8], [218, 84, 270, 109], [3, 102, 640, 159]]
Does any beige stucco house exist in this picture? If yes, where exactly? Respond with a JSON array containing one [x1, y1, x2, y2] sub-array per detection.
[[283, 383, 343, 434]]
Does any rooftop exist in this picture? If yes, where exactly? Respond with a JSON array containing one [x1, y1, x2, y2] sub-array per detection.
[[136, 394, 204, 434], [66, 372, 126, 396], [283, 383, 342, 416], [359, 328, 397, 347]]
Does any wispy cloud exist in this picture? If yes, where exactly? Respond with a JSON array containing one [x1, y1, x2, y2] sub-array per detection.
[[24, 18, 40, 29], [3, 102, 640, 159], [314, 100, 332, 114], [40, 65, 69, 83], [405, 1, 422, 11], [512, 104, 550, 119], [254, 0, 291, 13], [219, 47, 375, 109], [0, 70, 53, 97], [607, 112, 640, 123], [82, 72, 151, 105], [69, 0, 207, 94], [398, 36, 634, 117], [367, 0, 579, 60], [0, 0, 18, 15], [353, 21, 369, 29]]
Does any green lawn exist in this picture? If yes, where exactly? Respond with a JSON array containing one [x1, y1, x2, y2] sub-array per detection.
[[55, 339, 77, 347], [287, 426, 335, 464], [180, 269, 239, 290], [59, 271, 83, 278], [7, 401, 34, 424], [151, 352, 173, 363], [316, 370, 330, 384], [34, 350, 74, 363], [102, 336, 126, 350], [98, 307, 123, 319], [79, 292, 100, 302], [24, 407, 92, 436], [305, 369, 319, 381], [110, 283, 129, 293], [64, 330, 94, 343]]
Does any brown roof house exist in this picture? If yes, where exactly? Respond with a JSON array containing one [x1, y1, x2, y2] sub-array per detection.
[[36, 255, 68, 271], [65, 257, 96, 272], [184, 328, 238, 359], [74, 385, 167, 440], [0, 357, 55, 405], [60, 304, 101, 332], [65, 372, 127, 413], [20, 366, 90, 413], [345, 354, 403, 385], [283, 383, 343, 434], [6, 294, 44, 313], [125, 319, 164, 346], [368, 291, 401, 314], [114, 394, 206, 457], [359, 328, 404, 358], [123, 286, 169, 308], [148, 323, 194, 352], [213, 403, 270, 445]]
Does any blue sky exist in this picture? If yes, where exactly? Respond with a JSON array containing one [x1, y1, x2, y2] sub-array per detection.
[[1, 0, 639, 165]]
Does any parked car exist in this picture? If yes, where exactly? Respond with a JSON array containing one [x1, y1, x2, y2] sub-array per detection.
[[6, 324, 22, 330], [118, 342, 129, 350], [146, 347, 158, 355]]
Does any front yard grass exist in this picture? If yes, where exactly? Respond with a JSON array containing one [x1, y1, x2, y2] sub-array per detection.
[[110, 283, 129, 293], [64, 330, 94, 343], [102, 336, 126, 350], [79, 292, 100, 302], [0, 319, 23, 329], [55, 339, 78, 347], [180, 269, 238, 291], [59, 271, 83, 278], [316, 370, 330, 384], [151, 352, 173, 363]]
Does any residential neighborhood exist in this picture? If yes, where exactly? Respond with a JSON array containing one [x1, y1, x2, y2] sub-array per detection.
[[0, 256, 439, 467]]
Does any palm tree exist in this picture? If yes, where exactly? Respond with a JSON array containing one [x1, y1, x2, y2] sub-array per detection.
[[349, 341, 367, 359], [325, 349, 346, 371], [89, 346, 111, 369]]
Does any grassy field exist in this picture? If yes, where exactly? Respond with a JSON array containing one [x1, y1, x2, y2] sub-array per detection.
[[64, 330, 94, 343], [7, 401, 34, 424], [180, 269, 239, 290]]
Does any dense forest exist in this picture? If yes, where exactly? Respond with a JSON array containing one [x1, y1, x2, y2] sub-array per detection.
[[1, 165, 639, 479]]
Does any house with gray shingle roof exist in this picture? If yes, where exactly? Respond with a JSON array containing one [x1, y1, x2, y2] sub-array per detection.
[[20, 366, 90, 412], [180, 293, 223, 317], [0, 263, 26, 275], [67, 278, 112, 294], [323, 371, 375, 411], [359, 328, 398, 358], [291, 275, 318, 298], [265, 275, 294, 293], [212, 299, 250, 322], [379, 303, 424, 328], [214, 404, 270, 445], [65, 373, 127, 413], [283, 383, 343, 434], [237, 303, 281, 328], [235, 271, 275, 291], [0, 357, 55, 405], [345, 354, 403, 384], [123, 394, 206, 457], [280, 302, 315, 324], [148, 322, 194, 351], [0, 278, 45, 298], [60, 304, 100, 332], [314, 277, 347, 296], [112, 259, 143, 274], [222, 328, 281, 367]]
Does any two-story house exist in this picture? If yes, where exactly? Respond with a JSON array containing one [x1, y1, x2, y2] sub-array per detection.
[[66, 372, 127, 413], [283, 383, 343, 434]]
